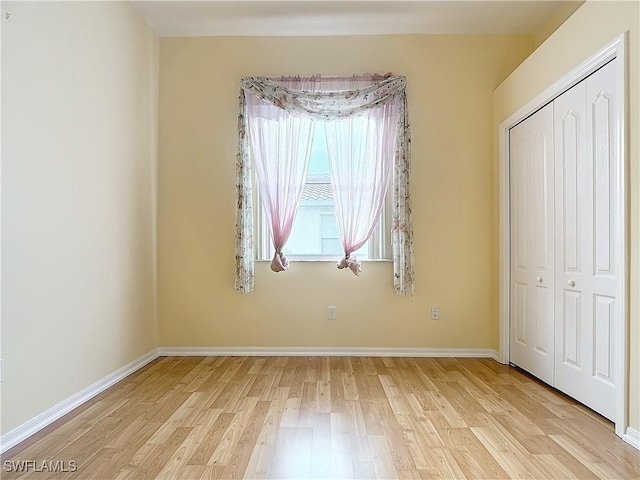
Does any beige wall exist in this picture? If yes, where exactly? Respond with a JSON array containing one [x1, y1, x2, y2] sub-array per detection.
[[1, 2, 159, 434], [493, 0, 639, 429], [158, 35, 533, 349], [532, 1, 585, 49]]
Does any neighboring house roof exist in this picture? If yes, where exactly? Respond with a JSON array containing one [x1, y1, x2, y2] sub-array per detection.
[[302, 182, 333, 201]]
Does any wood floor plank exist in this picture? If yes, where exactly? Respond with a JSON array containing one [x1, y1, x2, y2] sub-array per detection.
[[361, 357, 378, 376], [316, 379, 332, 414], [419, 446, 466, 480], [350, 357, 372, 401], [360, 400, 386, 436], [115, 426, 193, 480], [297, 381, 318, 428], [470, 426, 549, 479], [265, 427, 296, 479], [287, 365, 305, 399], [379, 374, 413, 415], [550, 434, 633, 479], [278, 397, 301, 428], [440, 427, 510, 479], [220, 400, 271, 479], [344, 401, 373, 468], [365, 374, 387, 401], [208, 398, 259, 467], [330, 412, 355, 480], [147, 391, 202, 444], [255, 386, 288, 446], [186, 411, 235, 467], [259, 370, 284, 402], [550, 408, 640, 474], [534, 453, 597, 480], [412, 417, 446, 448], [243, 444, 272, 480], [397, 416, 432, 469], [2, 356, 637, 480], [424, 391, 467, 428], [369, 434, 400, 480], [247, 357, 267, 375], [435, 381, 487, 427], [309, 413, 332, 479], [330, 371, 348, 412], [303, 357, 319, 383]]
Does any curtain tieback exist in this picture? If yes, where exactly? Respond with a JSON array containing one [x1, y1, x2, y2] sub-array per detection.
[[337, 254, 361, 276], [271, 252, 289, 272]]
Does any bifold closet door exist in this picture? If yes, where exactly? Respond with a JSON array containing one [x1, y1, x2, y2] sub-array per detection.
[[509, 103, 555, 385], [554, 59, 618, 421]]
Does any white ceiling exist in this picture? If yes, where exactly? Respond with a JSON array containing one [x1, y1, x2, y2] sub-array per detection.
[[132, 0, 583, 37]]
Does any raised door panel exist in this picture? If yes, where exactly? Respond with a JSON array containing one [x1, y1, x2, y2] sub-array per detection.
[[593, 92, 614, 277], [509, 103, 554, 385], [514, 282, 528, 347], [561, 290, 582, 369], [534, 285, 551, 356], [560, 110, 582, 273], [554, 59, 617, 421], [593, 294, 615, 386], [584, 60, 617, 420], [554, 79, 589, 402]]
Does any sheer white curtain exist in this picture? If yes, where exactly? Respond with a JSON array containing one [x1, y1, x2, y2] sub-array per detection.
[[245, 86, 316, 272], [325, 91, 401, 275]]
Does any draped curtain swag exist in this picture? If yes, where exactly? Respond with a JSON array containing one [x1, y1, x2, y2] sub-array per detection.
[[235, 74, 414, 295]]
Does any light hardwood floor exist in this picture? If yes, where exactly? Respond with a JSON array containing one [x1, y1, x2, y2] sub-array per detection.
[[2, 356, 639, 479]]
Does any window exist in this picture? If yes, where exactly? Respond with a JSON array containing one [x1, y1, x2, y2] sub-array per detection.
[[256, 122, 390, 261], [320, 214, 341, 255], [236, 74, 413, 295]]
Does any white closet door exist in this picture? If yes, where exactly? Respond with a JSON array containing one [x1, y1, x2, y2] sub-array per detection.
[[509, 103, 555, 385], [554, 59, 617, 420]]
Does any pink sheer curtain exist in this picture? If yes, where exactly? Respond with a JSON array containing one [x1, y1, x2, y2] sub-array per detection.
[[325, 88, 401, 275], [245, 84, 316, 272]]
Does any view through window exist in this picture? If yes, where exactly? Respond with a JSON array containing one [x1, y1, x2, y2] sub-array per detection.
[[283, 123, 372, 259]]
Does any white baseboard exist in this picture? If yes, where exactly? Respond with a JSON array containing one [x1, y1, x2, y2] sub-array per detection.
[[159, 346, 500, 360], [0, 348, 161, 455], [622, 427, 640, 450]]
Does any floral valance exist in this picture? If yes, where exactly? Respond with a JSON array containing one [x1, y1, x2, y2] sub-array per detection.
[[240, 74, 406, 121]]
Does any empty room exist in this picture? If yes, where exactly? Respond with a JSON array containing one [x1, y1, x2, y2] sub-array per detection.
[[1, 0, 639, 478]]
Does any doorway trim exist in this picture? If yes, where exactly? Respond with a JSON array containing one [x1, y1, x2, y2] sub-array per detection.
[[498, 34, 629, 441]]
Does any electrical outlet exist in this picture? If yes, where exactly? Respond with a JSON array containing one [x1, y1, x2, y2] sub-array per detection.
[[431, 306, 440, 320], [328, 306, 336, 320]]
